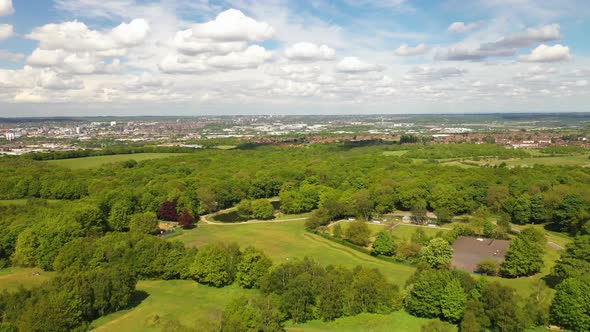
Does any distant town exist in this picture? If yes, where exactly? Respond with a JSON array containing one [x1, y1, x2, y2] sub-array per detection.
[[1, 113, 589, 155]]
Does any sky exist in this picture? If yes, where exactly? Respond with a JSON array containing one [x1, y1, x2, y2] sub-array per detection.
[[0, 0, 589, 116]]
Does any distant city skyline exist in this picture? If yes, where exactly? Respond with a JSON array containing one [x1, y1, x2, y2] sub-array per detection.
[[0, 0, 589, 116]]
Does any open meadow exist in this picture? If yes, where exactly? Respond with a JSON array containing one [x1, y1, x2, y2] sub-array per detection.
[[42, 153, 187, 169], [177, 220, 416, 283], [0, 267, 54, 291]]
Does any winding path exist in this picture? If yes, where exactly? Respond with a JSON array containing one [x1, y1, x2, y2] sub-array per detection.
[[199, 207, 308, 226]]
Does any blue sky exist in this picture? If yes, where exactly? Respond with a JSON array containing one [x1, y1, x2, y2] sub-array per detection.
[[0, 0, 589, 116]]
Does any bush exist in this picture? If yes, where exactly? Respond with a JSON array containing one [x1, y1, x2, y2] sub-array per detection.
[[477, 259, 500, 276]]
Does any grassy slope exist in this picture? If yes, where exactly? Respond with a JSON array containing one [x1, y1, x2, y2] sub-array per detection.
[[0, 267, 54, 291], [90, 281, 254, 332], [288, 312, 454, 332], [441, 154, 590, 168], [42, 153, 186, 169], [176, 220, 416, 284]]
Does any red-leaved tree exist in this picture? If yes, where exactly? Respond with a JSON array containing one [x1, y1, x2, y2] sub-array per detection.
[[158, 200, 178, 221], [178, 208, 195, 229]]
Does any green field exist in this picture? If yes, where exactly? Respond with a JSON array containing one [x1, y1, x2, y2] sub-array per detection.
[[42, 153, 186, 169], [288, 312, 454, 332], [177, 220, 416, 284], [0, 267, 55, 291], [0, 199, 60, 206], [330, 221, 449, 240], [91, 281, 254, 331], [90, 279, 446, 332], [0, 199, 29, 206], [441, 154, 590, 168]]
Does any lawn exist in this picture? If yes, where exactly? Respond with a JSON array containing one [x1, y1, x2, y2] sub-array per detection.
[[0, 199, 29, 206], [0, 199, 60, 206], [382, 150, 408, 156], [176, 220, 416, 284], [329, 222, 449, 241], [290, 312, 455, 332], [0, 267, 55, 291], [90, 279, 446, 332], [42, 153, 187, 169], [441, 154, 590, 168], [90, 281, 254, 332]]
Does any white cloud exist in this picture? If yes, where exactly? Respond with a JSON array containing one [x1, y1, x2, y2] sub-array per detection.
[[437, 24, 562, 61], [14, 91, 47, 103], [27, 19, 150, 52], [448, 22, 480, 33], [159, 45, 272, 73], [26, 48, 124, 74], [191, 9, 274, 42], [37, 70, 84, 90], [336, 57, 383, 73], [481, 24, 561, 50], [27, 49, 67, 67], [158, 54, 209, 74], [285, 42, 335, 61], [405, 66, 467, 81], [0, 24, 13, 40], [207, 45, 273, 70], [0, 0, 13, 16], [519, 44, 571, 62], [173, 29, 246, 55], [394, 43, 430, 56], [110, 19, 150, 47]]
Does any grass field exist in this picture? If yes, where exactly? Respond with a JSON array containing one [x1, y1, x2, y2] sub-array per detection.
[[90, 279, 446, 332], [330, 221, 449, 241], [288, 312, 454, 332], [0, 199, 60, 206], [42, 153, 186, 169], [91, 281, 254, 331], [177, 220, 416, 284], [0, 267, 54, 291], [441, 154, 590, 168], [382, 150, 408, 156]]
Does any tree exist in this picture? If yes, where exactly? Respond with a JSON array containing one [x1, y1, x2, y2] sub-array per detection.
[[345, 220, 371, 246], [177, 208, 195, 229], [420, 238, 454, 269], [251, 199, 274, 220], [190, 243, 241, 287], [421, 320, 455, 332], [404, 269, 466, 323], [550, 235, 590, 285], [476, 259, 500, 276], [372, 231, 396, 256], [158, 200, 178, 221], [236, 199, 253, 219], [352, 190, 373, 220], [550, 276, 590, 331], [332, 223, 342, 238], [481, 281, 527, 332], [129, 212, 159, 235], [317, 266, 350, 321], [108, 199, 133, 231], [281, 273, 316, 324], [412, 227, 430, 245], [510, 195, 531, 224], [502, 227, 545, 277], [554, 195, 587, 233], [460, 300, 489, 332], [236, 247, 272, 289], [411, 200, 428, 224], [347, 266, 401, 315]]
